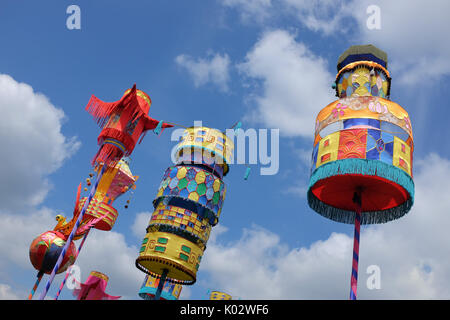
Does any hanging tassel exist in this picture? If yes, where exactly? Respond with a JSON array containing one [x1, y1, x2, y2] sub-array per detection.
[[154, 120, 163, 135], [244, 166, 251, 180]]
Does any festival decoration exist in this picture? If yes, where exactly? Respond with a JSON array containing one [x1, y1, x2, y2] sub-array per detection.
[[307, 45, 414, 299], [138, 274, 182, 300], [135, 126, 234, 299], [52, 158, 138, 299], [35, 85, 165, 300], [28, 231, 78, 300], [86, 84, 172, 166], [72, 271, 120, 300], [29, 230, 77, 275]]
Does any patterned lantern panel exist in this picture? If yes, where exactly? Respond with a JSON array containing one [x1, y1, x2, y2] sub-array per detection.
[[78, 197, 118, 231], [139, 274, 182, 300], [336, 62, 391, 99], [175, 127, 234, 177], [29, 231, 77, 274], [95, 157, 137, 203], [154, 165, 226, 226], [149, 202, 212, 246], [80, 158, 136, 231], [136, 231, 204, 284], [308, 45, 414, 225], [135, 126, 234, 285]]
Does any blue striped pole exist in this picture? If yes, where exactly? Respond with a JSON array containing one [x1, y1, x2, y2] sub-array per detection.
[[53, 229, 91, 300], [53, 207, 112, 300], [38, 164, 106, 300]]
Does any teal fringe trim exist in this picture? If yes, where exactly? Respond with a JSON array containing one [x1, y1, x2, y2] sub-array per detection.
[[307, 159, 415, 225]]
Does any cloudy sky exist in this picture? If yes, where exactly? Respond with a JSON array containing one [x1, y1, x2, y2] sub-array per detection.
[[1, 0, 450, 300]]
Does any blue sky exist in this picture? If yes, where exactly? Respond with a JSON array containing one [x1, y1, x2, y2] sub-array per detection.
[[1, 0, 450, 300]]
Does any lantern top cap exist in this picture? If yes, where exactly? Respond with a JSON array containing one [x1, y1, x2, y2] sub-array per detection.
[[337, 44, 388, 72], [89, 271, 109, 282]]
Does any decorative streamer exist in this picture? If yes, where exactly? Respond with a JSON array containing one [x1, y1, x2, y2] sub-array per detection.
[[153, 120, 163, 135], [38, 164, 106, 300], [244, 166, 251, 180]]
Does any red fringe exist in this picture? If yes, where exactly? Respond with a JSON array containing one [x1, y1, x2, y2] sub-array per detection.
[[86, 84, 138, 128], [91, 143, 127, 167], [92, 129, 135, 166], [98, 127, 135, 152]]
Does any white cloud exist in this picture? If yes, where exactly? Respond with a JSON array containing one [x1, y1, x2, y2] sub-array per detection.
[[175, 52, 231, 92], [347, 0, 450, 85], [225, 0, 450, 84], [283, 0, 354, 35], [222, 0, 273, 23], [201, 153, 450, 299], [0, 284, 21, 300], [0, 206, 148, 300], [130, 211, 151, 239], [0, 74, 80, 212], [238, 30, 335, 137], [0, 208, 56, 272], [74, 230, 144, 300]]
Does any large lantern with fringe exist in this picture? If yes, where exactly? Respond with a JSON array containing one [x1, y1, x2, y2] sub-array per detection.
[[307, 45, 414, 299]]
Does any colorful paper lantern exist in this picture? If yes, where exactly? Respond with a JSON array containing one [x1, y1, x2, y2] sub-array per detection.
[[135, 126, 233, 292], [53, 158, 137, 238], [80, 157, 138, 231], [307, 45, 414, 299], [29, 231, 77, 274], [86, 84, 172, 166]]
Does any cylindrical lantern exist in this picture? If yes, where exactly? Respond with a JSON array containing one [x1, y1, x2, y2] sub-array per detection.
[[138, 274, 182, 300], [72, 271, 120, 300], [308, 44, 414, 224], [307, 44, 414, 300], [136, 126, 233, 286], [53, 158, 137, 239], [81, 157, 138, 230]]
